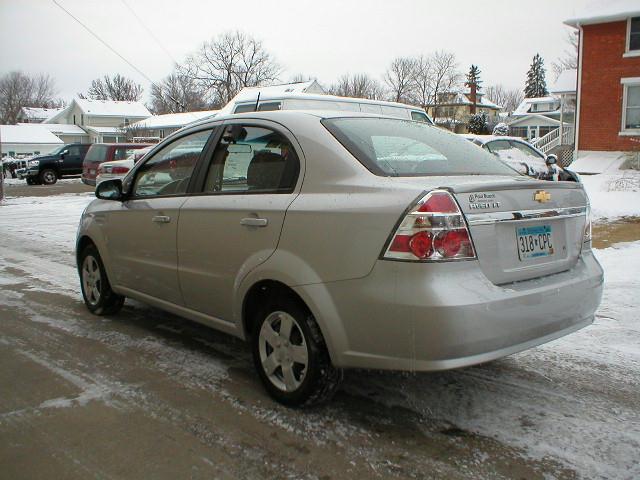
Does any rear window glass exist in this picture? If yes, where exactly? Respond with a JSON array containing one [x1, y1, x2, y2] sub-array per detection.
[[84, 145, 109, 163], [322, 118, 518, 177]]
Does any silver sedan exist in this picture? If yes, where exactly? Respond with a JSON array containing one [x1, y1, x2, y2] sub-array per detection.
[[77, 111, 604, 406]]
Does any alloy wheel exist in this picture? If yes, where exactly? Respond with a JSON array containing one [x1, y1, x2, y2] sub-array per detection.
[[82, 255, 102, 306]]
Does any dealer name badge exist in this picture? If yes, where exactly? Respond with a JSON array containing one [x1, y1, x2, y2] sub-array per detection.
[[468, 192, 501, 210]]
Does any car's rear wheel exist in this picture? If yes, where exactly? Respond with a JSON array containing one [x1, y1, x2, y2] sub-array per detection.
[[80, 244, 124, 315], [251, 296, 342, 407], [39, 169, 57, 185]]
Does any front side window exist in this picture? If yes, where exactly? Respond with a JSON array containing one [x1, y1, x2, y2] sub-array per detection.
[[624, 84, 640, 130], [67, 146, 80, 156], [323, 117, 516, 177], [204, 125, 299, 193], [629, 17, 640, 51], [411, 111, 430, 123], [234, 104, 256, 114], [133, 130, 211, 197]]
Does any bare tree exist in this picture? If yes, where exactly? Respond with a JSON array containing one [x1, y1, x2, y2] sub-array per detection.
[[552, 28, 579, 79], [384, 57, 416, 103], [0, 71, 60, 124], [328, 73, 384, 100], [180, 31, 280, 107], [485, 84, 524, 113], [149, 71, 209, 114], [427, 51, 461, 120], [408, 55, 434, 108], [80, 74, 143, 101]]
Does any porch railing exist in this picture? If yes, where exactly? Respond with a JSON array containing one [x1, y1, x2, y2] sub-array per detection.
[[531, 126, 574, 154]]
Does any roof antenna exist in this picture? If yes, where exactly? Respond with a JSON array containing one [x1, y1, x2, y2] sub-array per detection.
[[254, 91, 261, 112]]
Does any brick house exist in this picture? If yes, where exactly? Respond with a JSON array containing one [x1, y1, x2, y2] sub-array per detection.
[[565, 9, 640, 165]]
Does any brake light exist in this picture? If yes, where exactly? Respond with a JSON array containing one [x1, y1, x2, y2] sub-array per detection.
[[111, 166, 130, 174], [383, 190, 476, 261]]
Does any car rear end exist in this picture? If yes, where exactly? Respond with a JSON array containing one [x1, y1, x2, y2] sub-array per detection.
[[82, 144, 109, 186], [293, 116, 604, 371], [95, 158, 134, 185]]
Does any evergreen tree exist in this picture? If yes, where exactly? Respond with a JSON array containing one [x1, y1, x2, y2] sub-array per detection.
[[468, 112, 489, 134], [524, 54, 549, 98], [465, 64, 482, 91]]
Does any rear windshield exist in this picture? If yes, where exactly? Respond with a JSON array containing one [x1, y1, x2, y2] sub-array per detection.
[[84, 145, 109, 163], [322, 117, 518, 177]]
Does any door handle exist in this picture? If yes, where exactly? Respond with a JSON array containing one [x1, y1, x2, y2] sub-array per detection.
[[152, 215, 171, 224], [240, 217, 268, 227]]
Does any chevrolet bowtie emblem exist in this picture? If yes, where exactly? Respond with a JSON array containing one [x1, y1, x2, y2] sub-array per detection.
[[534, 190, 551, 203]]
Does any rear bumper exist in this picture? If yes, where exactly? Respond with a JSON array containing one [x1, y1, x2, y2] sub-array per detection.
[[295, 250, 604, 371], [81, 175, 96, 186]]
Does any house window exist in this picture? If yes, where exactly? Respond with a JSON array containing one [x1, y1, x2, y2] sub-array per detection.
[[509, 126, 528, 138], [622, 81, 640, 132], [628, 17, 640, 52]]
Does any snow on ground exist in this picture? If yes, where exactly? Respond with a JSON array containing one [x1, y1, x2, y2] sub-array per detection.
[[1, 177, 83, 186], [581, 172, 640, 220]]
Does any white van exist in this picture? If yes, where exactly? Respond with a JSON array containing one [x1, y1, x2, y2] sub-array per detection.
[[219, 81, 434, 124]]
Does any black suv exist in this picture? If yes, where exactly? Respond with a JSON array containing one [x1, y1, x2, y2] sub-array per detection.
[[17, 143, 91, 185]]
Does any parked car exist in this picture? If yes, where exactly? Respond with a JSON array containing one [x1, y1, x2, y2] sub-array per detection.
[[463, 135, 580, 182], [220, 85, 434, 124], [95, 145, 153, 185], [16, 143, 91, 185], [77, 111, 603, 406], [82, 143, 151, 186]]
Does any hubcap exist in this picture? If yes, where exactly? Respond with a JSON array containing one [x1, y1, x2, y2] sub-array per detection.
[[44, 172, 55, 183], [82, 255, 102, 306], [258, 311, 308, 392]]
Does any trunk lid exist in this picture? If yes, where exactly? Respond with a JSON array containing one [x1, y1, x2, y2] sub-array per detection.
[[449, 177, 588, 284]]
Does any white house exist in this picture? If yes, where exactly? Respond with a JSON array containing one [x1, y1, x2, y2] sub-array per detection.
[[127, 110, 219, 141], [18, 123, 90, 144], [0, 124, 63, 158], [47, 98, 152, 143], [507, 70, 577, 161], [17, 106, 64, 123]]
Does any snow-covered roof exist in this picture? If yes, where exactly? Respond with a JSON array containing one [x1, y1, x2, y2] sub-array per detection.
[[565, 5, 640, 26], [230, 81, 326, 104], [19, 123, 87, 135], [513, 96, 560, 116], [429, 90, 501, 110], [19, 106, 64, 122], [551, 69, 578, 94], [0, 124, 64, 144], [48, 98, 152, 123], [129, 110, 219, 130], [85, 126, 123, 134]]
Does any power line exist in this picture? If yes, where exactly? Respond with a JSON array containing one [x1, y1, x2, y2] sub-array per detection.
[[119, 0, 178, 66], [51, 0, 188, 112]]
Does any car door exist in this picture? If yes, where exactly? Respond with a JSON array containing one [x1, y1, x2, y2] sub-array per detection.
[[60, 145, 82, 175], [177, 121, 303, 322], [104, 129, 213, 305]]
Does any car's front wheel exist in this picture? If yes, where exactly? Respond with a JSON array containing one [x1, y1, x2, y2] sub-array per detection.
[[26, 177, 38, 185], [79, 244, 124, 315], [251, 296, 342, 407], [39, 169, 57, 185]]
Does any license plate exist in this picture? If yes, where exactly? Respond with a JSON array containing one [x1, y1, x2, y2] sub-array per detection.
[[516, 225, 554, 260]]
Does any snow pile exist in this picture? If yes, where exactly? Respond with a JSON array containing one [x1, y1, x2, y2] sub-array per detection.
[[582, 172, 640, 220]]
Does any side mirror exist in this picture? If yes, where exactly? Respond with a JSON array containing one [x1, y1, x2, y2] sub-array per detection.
[[546, 154, 558, 165], [95, 179, 123, 201], [60, 153, 65, 160]]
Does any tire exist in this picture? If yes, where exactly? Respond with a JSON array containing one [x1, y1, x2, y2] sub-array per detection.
[[251, 295, 342, 407], [39, 169, 58, 185], [79, 244, 125, 315]]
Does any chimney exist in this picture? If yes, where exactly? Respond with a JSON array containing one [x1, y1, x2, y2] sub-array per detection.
[[469, 83, 477, 114]]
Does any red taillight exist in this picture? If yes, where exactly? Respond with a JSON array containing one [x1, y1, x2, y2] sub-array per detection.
[[111, 166, 130, 174], [383, 190, 476, 262]]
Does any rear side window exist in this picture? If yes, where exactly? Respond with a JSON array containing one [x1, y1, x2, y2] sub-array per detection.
[[411, 111, 431, 123], [234, 104, 257, 114], [204, 125, 299, 193], [322, 117, 517, 177], [84, 145, 109, 163], [257, 102, 281, 111]]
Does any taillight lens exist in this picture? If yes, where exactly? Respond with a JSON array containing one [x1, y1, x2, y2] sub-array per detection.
[[383, 190, 476, 261], [111, 166, 130, 174]]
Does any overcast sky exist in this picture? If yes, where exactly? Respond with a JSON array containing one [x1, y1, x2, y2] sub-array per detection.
[[0, 0, 635, 104]]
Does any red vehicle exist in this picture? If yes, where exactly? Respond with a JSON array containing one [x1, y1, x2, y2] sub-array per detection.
[[82, 143, 151, 186]]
